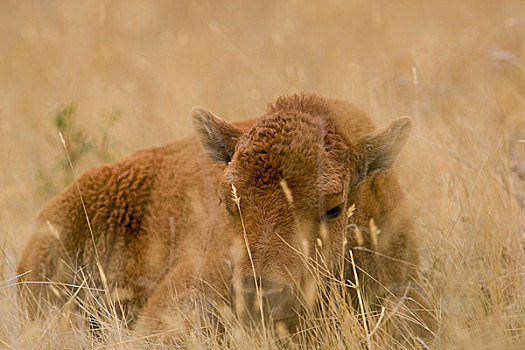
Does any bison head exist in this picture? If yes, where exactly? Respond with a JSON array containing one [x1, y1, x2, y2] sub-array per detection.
[[192, 97, 411, 330]]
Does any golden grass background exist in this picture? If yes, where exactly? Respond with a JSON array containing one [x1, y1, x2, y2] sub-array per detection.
[[1, 0, 524, 348]]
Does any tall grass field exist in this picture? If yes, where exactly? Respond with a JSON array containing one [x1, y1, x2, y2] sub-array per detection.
[[1, 1, 524, 349]]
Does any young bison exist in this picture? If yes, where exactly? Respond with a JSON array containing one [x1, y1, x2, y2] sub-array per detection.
[[18, 94, 431, 340]]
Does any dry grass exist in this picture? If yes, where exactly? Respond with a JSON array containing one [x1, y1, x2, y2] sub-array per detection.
[[1, 0, 524, 348]]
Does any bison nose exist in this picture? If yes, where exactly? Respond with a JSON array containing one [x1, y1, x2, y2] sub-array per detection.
[[237, 277, 296, 326], [242, 280, 285, 302]]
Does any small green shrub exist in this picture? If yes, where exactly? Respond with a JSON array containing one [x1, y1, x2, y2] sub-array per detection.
[[37, 103, 121, 199]]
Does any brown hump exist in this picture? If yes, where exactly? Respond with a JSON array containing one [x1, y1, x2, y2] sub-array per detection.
[[267, 93, 376, 145]]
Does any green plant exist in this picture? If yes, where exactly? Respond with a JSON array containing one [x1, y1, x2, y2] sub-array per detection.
[[36, 104, 120, 199]]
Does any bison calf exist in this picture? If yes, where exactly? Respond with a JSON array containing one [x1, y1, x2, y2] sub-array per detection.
[[18, 93, 432, 342]]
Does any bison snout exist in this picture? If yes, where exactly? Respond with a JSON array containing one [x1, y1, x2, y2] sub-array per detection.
[[234, 277, 298, 329]]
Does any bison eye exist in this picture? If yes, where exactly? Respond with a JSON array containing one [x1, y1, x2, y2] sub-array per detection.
[[219, 198, 236, 216], [225, 205, 235, 216], [224, 202, 236, 216], [322, 203, 344, 221]]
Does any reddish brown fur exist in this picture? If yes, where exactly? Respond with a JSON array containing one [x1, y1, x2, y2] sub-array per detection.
[[17, 93, 430, 339]]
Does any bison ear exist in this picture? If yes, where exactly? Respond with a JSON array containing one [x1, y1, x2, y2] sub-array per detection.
[[351, 117, 411, 187], [192, 107, 244, 164]]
